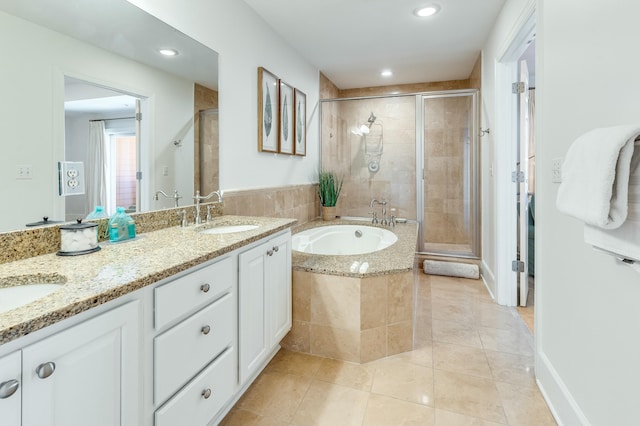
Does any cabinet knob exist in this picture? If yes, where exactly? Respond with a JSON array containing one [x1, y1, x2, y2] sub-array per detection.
[[0, 379, 19, 399], [36, 362, 56, 379], [200, 283, 210, 293], [267, 249, 274, 256], [201, 325, 211, 335], [273, 245, 279, 252], [201, 388, 212, 399]]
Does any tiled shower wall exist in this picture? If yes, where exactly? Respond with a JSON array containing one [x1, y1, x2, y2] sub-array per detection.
[[424, 95, 476, 249], [321, 96, 418, 220]]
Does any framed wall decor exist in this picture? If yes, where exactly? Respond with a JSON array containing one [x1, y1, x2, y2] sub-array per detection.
[[258, 67, 279, 152], [278, 80, 294, 154], [294, 88, 307, 156]]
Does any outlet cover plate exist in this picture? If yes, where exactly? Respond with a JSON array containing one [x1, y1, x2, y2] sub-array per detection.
[[58, 161, 85, 196], [552, 157, 563, 183]]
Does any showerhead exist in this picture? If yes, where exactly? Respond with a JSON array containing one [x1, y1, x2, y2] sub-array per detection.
[[351, 112, 377, 136]]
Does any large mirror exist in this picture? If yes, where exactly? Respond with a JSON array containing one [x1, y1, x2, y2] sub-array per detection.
[[0, 0, 219, 232]]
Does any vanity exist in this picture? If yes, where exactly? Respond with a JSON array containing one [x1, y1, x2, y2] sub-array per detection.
[[0, 215, 295, 426]]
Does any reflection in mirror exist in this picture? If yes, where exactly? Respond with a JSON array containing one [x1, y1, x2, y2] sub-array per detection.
[[0, 0, 219, 233]]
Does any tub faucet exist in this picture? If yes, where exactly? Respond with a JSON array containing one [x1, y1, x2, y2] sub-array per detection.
[[193, 190, 224, 225], [155, 189, 182, 207]]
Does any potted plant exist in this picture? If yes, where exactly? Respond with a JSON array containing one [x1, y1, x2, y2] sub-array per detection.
[[317, 170, 343, 221]]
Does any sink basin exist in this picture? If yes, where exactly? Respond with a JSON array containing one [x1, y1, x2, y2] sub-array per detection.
[[0, 284, 62, 314], [198, 224, 260, 235]]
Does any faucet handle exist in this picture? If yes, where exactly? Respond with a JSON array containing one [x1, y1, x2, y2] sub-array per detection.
[[369, 211, 378, 224], [178, 210, 187, 227]]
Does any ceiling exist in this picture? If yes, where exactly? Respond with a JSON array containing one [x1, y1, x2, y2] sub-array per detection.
[[243, 0, 506, 89]]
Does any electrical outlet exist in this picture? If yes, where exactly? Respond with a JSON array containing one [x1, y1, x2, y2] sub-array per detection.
[[552, 157, 563, 183], [58, 161, 85, 196], [16, 165, 33, 179], [162, 166, 169, 176]]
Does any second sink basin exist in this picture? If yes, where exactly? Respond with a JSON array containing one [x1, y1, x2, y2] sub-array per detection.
[[0, 284, 62, 314], [198, 224, 260, 235]]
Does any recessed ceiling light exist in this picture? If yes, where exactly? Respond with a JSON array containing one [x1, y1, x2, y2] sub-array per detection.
[[381, 70, 393, 77], [159, 48, 179, 57], [414, 4, 440, 17]]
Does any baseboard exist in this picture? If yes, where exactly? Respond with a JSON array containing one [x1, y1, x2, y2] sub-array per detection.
[[480, 260, 496, 300], [536, 350, 590, 426]]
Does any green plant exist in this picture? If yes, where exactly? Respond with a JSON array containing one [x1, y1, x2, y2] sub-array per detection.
[[317, 170, 343, 207]]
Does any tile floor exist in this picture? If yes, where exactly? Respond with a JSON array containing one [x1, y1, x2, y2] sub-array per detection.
[[516, 276, 535, 333], [221, 267, 556, 426]]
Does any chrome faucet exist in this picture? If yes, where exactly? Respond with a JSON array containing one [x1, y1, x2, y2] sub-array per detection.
[[193, 190, 224, 225], [369, 198, 388, 225], [154, 190, 182, 207]]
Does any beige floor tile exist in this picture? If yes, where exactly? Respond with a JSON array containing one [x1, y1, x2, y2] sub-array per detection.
[[313, 357, 376, 391], [478, 326, 534, 356], [485, 350, 536, 387], [433, 342, 492, 378], [238, 371, 312, 422], [291, 380, 369, 426], [219, 408, 290, 426], [495, 381, 557, 426], [362, 393, 436, 426], [371, 359, 435, 406], [264, 348, 323, 377], [473, 304, 522, 331], [431, 299, 475, 325], [434, 408, 507, 425], [434, 370, 507, 424], [386, 343, 434, 367], [432, 319, 483, 348]]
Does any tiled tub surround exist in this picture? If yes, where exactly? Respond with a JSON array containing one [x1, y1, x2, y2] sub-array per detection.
[[0, 215, 296, 345], [223, 184, 320, 226], [283, 219, 418, 363]]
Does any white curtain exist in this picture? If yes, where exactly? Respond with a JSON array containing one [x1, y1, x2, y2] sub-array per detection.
[[87, 121, 106, 213]]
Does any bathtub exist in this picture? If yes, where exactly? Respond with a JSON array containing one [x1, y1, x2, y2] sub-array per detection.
[[285, 220, 418, 363], [291, 224, 398, 255]]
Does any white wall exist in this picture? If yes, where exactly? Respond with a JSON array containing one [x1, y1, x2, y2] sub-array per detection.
[[0, 10, 194, 232], [535, 0, 640, 423], [480, 0, 533, 298], [126, 0, 320, 192]]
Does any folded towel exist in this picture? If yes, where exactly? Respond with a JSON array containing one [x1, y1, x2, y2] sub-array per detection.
[[556, 125, 640, 229]]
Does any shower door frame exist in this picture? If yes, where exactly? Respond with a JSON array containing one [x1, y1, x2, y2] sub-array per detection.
[[416, 89, 480, 259]]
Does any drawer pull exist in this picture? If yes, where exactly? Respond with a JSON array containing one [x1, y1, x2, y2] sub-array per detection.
[[0, 379, 19, 399], [202, 388, 212, 399], [200, 283, 210, 293], [36, 362, 56, 379], [273, 245, 279, 252], [267, 249, 274, 256], [201, 325, 211, 335]]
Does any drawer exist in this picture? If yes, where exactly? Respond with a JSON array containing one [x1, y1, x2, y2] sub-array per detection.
[[155, 347, 235, 426], [154, 293, 234, 405], [155, 256, 235, 330]]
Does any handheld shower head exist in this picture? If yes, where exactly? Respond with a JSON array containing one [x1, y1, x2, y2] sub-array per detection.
[[351, 112, 377, 136]]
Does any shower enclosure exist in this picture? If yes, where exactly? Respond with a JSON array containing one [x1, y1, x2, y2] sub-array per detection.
[[320, 90, 479, 258]]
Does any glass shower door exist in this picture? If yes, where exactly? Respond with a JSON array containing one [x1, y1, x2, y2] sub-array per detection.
[[419, 91, 479, 258]]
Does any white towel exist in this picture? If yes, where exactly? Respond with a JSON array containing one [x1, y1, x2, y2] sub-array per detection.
[[556, 125, 640, 229]]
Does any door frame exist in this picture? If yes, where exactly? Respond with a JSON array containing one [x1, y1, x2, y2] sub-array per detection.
[[494, 5, 536, 306]]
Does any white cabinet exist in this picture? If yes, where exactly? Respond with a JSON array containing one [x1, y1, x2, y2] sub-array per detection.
[[0, 351, 21, 426], [238, 231, 292, 383], [21, 301, 140, 426]]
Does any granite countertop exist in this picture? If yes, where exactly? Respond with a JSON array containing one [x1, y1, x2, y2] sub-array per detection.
[[291, 219, 418, 278], [0, 215, 296, 345]]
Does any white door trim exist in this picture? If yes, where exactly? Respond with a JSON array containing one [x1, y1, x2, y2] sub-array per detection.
[[494, 2, 536, 306]]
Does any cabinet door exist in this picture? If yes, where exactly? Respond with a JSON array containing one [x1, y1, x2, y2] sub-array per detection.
[[238, 241, 269, 384], [0, 351, 21, 426], [268, 232, 292, 346], [22, 301, 140, 426]]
